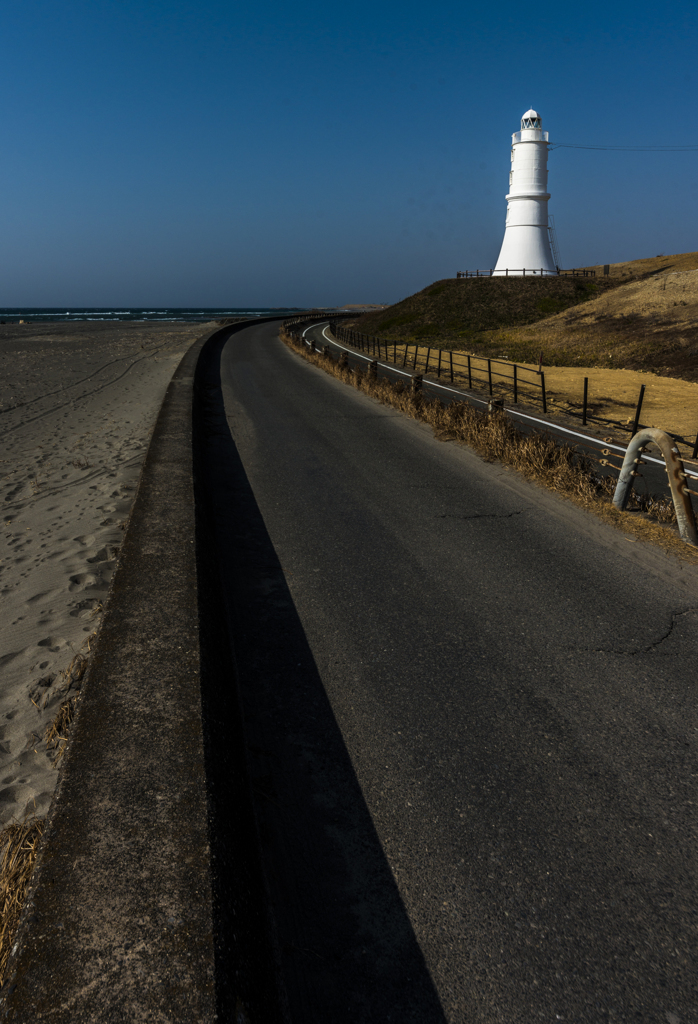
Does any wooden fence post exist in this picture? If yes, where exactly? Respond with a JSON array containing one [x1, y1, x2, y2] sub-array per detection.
[[582, 377, 588, 426]]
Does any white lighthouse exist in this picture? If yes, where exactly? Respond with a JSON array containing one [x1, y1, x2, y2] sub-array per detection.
[[493, 109, 557, 276]]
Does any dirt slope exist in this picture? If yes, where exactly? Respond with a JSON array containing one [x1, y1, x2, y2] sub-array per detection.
[[492, 262, 698, 380], [346, 252, 698, 382]]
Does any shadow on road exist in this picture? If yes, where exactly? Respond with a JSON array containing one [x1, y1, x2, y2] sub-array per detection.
[[193, 326, 447, 1023]]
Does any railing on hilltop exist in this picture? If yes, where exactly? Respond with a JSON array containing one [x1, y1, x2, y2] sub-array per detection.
[[331, 323, 549, 412], [456, 268, 596, 278]]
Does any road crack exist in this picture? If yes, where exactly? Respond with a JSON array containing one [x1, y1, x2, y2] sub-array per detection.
[[592, 607, 697, 656], [642, 607, 696, 653]]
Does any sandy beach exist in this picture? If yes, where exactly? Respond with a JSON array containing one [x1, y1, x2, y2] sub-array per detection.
[[0, 321, 215, 829]]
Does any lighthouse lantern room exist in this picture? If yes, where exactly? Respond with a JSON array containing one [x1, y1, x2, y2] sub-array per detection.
[[493, 109, 557, 276]]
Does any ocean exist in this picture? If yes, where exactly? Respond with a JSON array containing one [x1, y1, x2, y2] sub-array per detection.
[[0, 307, 308, 323]]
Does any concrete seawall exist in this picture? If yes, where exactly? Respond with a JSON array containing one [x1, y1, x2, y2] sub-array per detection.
[[0, 319, 289, 1022]]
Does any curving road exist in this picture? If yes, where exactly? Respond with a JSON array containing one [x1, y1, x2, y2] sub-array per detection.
[[199, 319, 698, 1023]]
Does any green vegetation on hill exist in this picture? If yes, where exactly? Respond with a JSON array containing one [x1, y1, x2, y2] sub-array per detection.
[[346, 276, 618, 347], [343, 253, 698, 379]]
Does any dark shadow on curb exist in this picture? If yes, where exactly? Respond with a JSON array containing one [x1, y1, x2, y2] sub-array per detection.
[[193, 321, 291, 1024], [193, 326, 447, 1023]]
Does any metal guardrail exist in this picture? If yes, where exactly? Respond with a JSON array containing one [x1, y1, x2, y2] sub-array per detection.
[[282, 318, 698, 547], [613, 429, 698, 546]]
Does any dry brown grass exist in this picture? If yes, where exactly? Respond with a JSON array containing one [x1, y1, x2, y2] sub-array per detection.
[[284, 329, 608, 499], [44, 693, 80, 763], [0, 635, 95, 983], [0, 819, 44, 983], [575, 251, 698, 280], [281, 329, 698, 562], [333, 333, 698, 452], [43, 635, 93, 763], [485, 266, 698, 379]]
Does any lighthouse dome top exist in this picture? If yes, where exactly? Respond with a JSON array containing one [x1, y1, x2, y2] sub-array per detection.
[[521, 109, 542, 129]]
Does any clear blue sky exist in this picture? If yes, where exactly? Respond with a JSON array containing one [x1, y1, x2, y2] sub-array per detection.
[[0, 0, 696, 307]]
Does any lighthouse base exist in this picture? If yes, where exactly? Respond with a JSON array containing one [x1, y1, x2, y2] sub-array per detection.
[[492, 267, 558, 276], [493, 225, 558, 276], [494, 191, 557, 277]]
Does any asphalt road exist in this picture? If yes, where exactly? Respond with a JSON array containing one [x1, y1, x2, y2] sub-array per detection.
[[304, 320, 680, 499], [201, 320, 698, 1023]]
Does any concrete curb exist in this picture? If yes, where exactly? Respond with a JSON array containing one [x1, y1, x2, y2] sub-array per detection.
[[0, 321, 264, 1021]]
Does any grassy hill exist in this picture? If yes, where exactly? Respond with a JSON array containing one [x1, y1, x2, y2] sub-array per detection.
[[345, 252, 698, 381], [345, 275, 618, 343]]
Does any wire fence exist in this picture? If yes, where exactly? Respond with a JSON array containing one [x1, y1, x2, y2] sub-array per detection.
[[282, 315, 698, 464], [328, 323, 698, 459], [282, 316, 698, 536], [333, 323, 548, 411]]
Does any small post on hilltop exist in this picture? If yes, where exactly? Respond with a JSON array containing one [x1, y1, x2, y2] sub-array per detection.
[[631, 384, 646, 437], [582, 377, 589, 426]]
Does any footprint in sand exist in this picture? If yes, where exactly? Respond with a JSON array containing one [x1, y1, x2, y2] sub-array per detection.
[[37, 636, 68, 652], [68, 572, 99, 592], [0, 786, 23, 805], [86, 545, 118, 565], [0, 650, 26, 669], [69, 597, 100, 619], [4, 482, 29, 503]]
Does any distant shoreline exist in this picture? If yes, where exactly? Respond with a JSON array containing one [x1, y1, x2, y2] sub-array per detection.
[[0, 307, 306, 324], [0, 305, 387, 324]]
